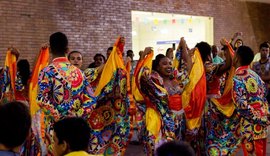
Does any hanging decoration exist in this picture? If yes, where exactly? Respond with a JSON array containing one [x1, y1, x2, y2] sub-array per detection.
[[188, 18, 192, 24], [180, 18, 185, 24], [153, 19, 159, 25], [163, 19, 168, 24]]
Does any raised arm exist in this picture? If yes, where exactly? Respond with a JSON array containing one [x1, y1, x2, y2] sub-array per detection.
[[215, 38, 232, 76]]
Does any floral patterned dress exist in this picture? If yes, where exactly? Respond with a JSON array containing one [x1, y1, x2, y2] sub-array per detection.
[[84, 38, 130, 155], [139, 67, 189, 156], [203, 61, 241, 156]]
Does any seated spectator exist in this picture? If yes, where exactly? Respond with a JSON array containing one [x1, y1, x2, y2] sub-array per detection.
[[156, 141, 195, 156], [88, 53, 105, 68], [0, 101, 31, 156], [53, 117, 96, 156]]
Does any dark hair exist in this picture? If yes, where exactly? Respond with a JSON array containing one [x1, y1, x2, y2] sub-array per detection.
[[0, 101, 31, 148], [88, 62, 96, 68], [49, 32, 68, 54], [152, 54, 166, 71], [236, 46, 254, 66], [234, 39, 243, 48], [107, 47, 113, 52], [17, 59, 30, 86], [156, 141, 195, 156], [68, 51, 82, 60], [126, 49, 133, 55], [53, 117, 90, 152], [259, 42, 270, 50], [195, 42, 211, 63], [166, 48, 172, 56], [93, 53, 105, 62]]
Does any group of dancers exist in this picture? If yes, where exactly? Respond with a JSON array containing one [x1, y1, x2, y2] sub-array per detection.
[[0, 31, 269, 156]]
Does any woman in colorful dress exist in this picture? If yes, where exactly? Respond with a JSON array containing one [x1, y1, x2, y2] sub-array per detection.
[[84, 37, 130, 156], [197, 39, 242, 156], [135, 38, 192, 155], [0, 47, 20, 104]]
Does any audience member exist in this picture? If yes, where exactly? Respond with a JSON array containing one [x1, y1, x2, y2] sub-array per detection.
[[0, 101, 31, 156], [53, 117, 93, 156], [212, 45, 224, 64], [156, 141, 195, 156]]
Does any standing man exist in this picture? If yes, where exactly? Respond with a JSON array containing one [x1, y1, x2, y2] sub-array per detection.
[[232, 45, 269, 156], [252, 42, 270, 103], [212, 45, 224, 64], [36, 32, 96, 155]]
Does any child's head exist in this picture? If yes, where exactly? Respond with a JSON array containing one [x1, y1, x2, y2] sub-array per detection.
[[156, 141, 195, 156]]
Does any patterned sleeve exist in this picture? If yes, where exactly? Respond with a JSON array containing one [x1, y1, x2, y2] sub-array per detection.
[[81, 75, 97, 115], [37, 68, 60, 121], [174, 66, 189, 89], [15, 72, 24, 91], [0, 68, 4, 99], [233, 76, 266, 124], [84, 68, 99, 83], [0, 67, 11, 100], [140, 67, 175, 132]]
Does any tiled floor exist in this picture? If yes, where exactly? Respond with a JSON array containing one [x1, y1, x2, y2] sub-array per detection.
[[125, 134, 270, 156]]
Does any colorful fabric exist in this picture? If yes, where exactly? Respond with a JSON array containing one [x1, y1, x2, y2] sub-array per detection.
[[211, 43, 235, 117], [0, 50, 16, 104], [15, 71, 30, 103], [181, 49, 206, 130], [94, 37, 125, 97], [86, 37, 130, 156], [126, 58, 137, 142], [204, 43, 242, 156], [4, 50, 17, 93], [232, 66, 269, 142], [241, 138, 267, 156], [84, 67, 100, 92], [64, 151, 101, 156], [36, 57, 96, 155], [0, 67, 13, 103], [23, 48, 49, 156], [205, 101, 241, 156], [136, 51, 189, 155], [29, 47, 50, 116], [204, 62, 221, 97]]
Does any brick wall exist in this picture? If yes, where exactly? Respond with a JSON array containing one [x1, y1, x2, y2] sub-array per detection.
[[0, 0, 269, 69]]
